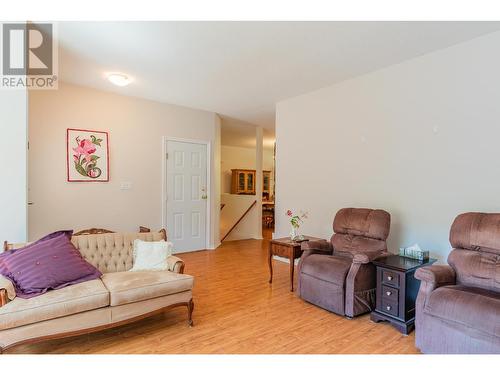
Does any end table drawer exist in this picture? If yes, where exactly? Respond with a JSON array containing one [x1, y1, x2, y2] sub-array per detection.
[[381, 285, 399, 301], [381, 299, 399, 317], [381, 269, 400, 287], [272, 244, 291, 258]]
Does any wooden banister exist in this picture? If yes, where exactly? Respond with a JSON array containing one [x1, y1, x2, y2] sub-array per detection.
[[221, 200, 257, 242]]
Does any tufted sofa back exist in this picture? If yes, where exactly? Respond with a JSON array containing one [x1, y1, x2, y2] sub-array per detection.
[[331, 208, 391, 258], [448, 212, 500, 293], [71, 230, 166, 273]]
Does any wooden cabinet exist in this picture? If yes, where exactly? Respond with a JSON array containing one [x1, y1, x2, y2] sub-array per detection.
[[230, 169, 271, 196], [231, 169, 255, 194]]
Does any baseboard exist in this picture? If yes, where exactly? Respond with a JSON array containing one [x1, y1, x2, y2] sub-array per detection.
[[273, 255, 300, 265]]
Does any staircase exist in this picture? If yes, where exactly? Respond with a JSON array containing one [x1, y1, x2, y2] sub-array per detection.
[[220, 194, 258, 241]]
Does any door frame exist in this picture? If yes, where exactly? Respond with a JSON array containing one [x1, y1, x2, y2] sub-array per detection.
[[161, 136, 212, 251]]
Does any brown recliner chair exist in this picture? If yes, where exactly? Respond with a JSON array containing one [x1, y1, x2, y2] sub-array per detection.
[[415, 212, 500, 354], [297, 208, 391, 318]]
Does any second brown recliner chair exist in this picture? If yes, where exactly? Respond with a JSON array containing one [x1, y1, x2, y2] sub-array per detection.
[[297, 208, 391, 317]]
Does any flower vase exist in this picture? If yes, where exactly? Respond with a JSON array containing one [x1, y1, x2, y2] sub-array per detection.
[[290, 226, 299, 241]]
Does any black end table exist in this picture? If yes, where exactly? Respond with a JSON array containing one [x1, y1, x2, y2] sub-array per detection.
[[370, 254, 436, 334]]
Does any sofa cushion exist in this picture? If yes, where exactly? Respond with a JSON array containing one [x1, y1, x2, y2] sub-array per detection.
[[0, 234, 102, 299], [300, 254, 352, 286], [71, 231, 166, 273], [130, 239, 172, 272], [0, 279, 109, 330], [101, 270, 194, 306], [424, 285, 500, 339]]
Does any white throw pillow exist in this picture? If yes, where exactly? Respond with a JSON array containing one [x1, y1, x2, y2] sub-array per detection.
[[130, 239, 173, 272]]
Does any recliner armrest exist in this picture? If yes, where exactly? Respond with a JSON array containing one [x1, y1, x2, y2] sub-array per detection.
[[301, 239, 332, 253], [300, 240, 333, 264], [352, 251, 390, 264], [414, 265, 456, 322], [415, 265, 456, 288], [166, 255, 185, 274]]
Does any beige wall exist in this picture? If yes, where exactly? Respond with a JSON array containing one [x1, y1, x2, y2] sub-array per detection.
[[28, 82, 220, 248], [276, 31, 500, 262], [220, 194, 259, 241], [0, 89, 28, 244], [220, 145, 274, 195]]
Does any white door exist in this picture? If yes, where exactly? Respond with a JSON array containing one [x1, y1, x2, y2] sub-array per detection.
[[166, 140, 208, 252]]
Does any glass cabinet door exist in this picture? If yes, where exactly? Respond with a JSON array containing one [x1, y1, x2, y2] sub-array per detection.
[[263, 173, 270, 191], [247, 172, 254, 192], [238, 172, 246, 192]]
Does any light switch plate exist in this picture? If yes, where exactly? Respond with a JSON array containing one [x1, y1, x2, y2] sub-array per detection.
[[120, 181, 132, 190]]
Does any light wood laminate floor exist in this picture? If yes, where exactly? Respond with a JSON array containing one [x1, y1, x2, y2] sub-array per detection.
[[8, 238, 419, 354]]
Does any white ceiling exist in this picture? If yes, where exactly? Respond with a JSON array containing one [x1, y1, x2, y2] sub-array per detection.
[[221, 117, 275, 149], [57, 21, 500, 129]]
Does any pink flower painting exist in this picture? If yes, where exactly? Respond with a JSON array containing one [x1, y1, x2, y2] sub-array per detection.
[[67, 129, 109, 182]]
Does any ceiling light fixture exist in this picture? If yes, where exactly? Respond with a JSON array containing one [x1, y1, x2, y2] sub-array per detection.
[[106, 73, 132, 87]]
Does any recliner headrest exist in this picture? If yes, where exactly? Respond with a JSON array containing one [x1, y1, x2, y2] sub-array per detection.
[[333, 208, 390, 241], [450, 212, 500, 255]]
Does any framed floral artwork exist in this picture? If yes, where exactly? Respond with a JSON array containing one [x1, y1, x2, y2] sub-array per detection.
[[66, 128, 109, 182]]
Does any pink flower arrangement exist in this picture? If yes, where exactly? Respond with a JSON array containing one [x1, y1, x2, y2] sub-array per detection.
[[73, 139, 97, 163], [286, 209, 308, 229], [72, 135, 103, 179]]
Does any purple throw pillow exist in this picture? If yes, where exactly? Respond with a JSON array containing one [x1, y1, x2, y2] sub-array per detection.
[[0, 233, 101, 299], [0, 230, 73, 259], [0, 230, 74, 279]]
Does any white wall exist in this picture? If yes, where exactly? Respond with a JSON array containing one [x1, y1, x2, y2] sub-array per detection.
[[0, 89, 28, 244], [29, 82, 220, 248], [211, 115, 222, 248], [220, 145, 274, 194], [276, 31, 500, 262], [220, 193, 259, 241]]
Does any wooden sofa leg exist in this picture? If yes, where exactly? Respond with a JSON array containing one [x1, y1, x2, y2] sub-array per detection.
[[187, 299, 194, 327]]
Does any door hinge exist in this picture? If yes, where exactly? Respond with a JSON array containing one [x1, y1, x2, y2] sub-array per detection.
[[166, 153, 168, 159]]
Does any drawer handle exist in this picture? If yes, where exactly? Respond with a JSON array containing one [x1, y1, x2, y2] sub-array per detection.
[[387, 276, 393, 281], [386, 305, 391, 311], [386, 291, 392, 296]]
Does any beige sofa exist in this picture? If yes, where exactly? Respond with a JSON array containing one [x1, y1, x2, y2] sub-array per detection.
[[0, 229, 194, 353]]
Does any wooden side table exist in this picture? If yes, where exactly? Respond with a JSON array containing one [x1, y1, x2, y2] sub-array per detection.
[[268, 236, 322, 292], [370, 255, 436, 334]]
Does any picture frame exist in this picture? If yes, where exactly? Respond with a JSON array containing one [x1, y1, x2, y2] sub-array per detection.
[[66, 128, 109, 182]]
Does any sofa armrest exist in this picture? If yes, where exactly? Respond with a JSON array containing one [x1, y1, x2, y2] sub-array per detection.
[[167, 255, 185, 274], [415, 265, 456, 289], [0, 289, 7, 307], [0, 275, 16, 307], [4, 241, 30, 251]]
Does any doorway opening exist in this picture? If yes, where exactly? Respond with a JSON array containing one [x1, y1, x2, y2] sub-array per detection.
[[219, 118, 275, 242]]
